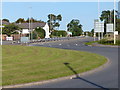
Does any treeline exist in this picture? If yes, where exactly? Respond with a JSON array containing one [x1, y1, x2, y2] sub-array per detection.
[[2, 18, 45, 23]]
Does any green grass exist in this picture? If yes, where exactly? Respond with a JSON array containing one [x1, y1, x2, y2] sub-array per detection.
[[84, 41, 98, 45], [85, 39, 120, 46], [2, 45, 107, 86]]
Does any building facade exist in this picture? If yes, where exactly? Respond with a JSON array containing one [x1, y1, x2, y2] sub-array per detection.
[[15, 22, 50, 38]]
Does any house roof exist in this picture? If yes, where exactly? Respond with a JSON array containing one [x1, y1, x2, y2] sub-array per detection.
[[15, 22, 46, 29], [0, 21, 10, 25]]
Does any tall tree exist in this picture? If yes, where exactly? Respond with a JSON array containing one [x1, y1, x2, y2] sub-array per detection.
[[67, 19, 83, 36], [15, 18, 26, 23], [47, 14, 62, 31], [56, 14, 62, 30], [47, 14, 56, 31], [100, 10, 118, 33], [100, 10, 111, 23], [26, 17, 45, 23], [116, 18, 120, 33], [54, 22, 60, 30]]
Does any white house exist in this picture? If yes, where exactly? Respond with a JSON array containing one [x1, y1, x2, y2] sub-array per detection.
[[15, 22, 50, 38], [43, 23, 50, 38]]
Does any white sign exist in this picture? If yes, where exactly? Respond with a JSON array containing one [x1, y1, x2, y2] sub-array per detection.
[[21, 37, 29, 42], [6, 37, 13, 41], [114, 31, 118, 35], [106, 24, 113, 32], [94, 20, 104, 32]]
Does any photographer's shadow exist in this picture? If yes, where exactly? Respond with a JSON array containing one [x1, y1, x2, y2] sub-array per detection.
[[64, 62, 109, 90]]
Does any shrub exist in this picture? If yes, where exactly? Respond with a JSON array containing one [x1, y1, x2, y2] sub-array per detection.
[[51, 30, 67, 37], [34, 27, 46, 39]]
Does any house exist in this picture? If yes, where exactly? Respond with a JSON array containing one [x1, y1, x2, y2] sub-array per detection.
[[1, 20, 10, 25], [0, 20, 10, 28], [15, 22, 50, 38]]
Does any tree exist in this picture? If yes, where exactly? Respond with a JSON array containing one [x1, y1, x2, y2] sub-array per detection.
[[99, 10, 118, 35], [34, 27, 46, 39], [47, 14, 56, 30], [15, 18, 26, 23], [2, 24, 19, 36], [116, 19, 120, 33], [56, 14, 62, 30], [57, 14, 62, 22], [91, 29, 94, 37], [26, 17, 44, 23], [100, 10, 119, 33], [47, 14, 62, 31], [67, 19, 83, 36], [54, 22, 60, 30], [2, 19, 9, 22]]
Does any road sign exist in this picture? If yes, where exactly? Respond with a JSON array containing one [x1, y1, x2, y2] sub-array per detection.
[[106, 24, 113, 32], [114, 31, 118, 35], [94, 20, 104, 32]]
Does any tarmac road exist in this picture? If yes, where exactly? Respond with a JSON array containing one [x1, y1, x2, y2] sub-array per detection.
[[25, 37, 118, 89]]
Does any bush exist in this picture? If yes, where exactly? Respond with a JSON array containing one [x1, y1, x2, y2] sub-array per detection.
[[34, 27, 46, 39], [51, 30, 67, 37], [32, 31, 38, 39], [98, 39, 120, 45]]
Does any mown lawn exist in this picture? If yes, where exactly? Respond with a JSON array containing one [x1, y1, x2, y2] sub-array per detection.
[[2, 45, 107, 86]]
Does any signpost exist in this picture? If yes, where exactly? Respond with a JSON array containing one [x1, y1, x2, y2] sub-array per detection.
[[94, 19, 104, 40], [106, 24, 113, 32], [94, 21, 104, 33]]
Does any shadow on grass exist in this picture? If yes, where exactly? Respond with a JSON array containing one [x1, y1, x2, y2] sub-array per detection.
[[64, 62, 109, 90]]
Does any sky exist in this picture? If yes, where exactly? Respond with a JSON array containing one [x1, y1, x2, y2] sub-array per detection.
[[2, 2, 119, 31]]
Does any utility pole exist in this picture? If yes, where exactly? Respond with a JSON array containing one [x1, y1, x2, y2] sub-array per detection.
[[114, 0, 116, 44], [98, 0, 101, 40], [29, 7, 32, 40], [0, 0, 2, 45]]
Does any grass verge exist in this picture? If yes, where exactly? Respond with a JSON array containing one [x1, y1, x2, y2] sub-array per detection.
[[84, 41, 98, 45], [2, 45, 107, 86], [85, 39, 120, 46]]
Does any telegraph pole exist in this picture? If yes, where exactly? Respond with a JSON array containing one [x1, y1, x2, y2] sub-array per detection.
[[0, 0, 2, 45], [29, 7, 32, 40], [114, 0, 116, 44], [98, 0, 101, 40]]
